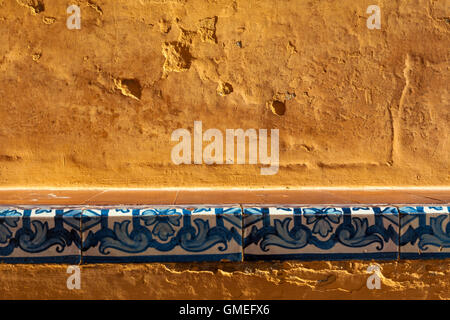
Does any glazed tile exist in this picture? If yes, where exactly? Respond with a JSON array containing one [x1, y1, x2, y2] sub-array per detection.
[[399, 206, 450, 259], [243, 206, 399, 261], [0, 207, 81, 263], [81, 207, 242, 263]]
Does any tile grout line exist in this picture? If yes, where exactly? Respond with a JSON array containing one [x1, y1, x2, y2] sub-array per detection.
[[173, 191, 179, 205], [393, 204, 402, 262], [79, 207, 84, 266], [239, 203, 244, 262]]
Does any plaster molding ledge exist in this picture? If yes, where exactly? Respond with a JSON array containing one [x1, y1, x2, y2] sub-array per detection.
[[0, 187, 449, 205]]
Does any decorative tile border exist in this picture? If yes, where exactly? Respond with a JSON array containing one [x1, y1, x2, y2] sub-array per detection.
[[243, 206, 399, 261], [81, 207, 242, 263], [0, 207, 81, 263], [0, 205, 449, 263], [399, 206, 450, 259]]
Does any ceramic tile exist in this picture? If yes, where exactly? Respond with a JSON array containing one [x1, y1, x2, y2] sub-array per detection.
[[0, 207, 81, 263], [399, 206, 450, 259], [81, 207, 242, 263], [243, 206, 399, 261]]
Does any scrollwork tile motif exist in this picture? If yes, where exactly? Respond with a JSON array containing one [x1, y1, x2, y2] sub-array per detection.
[[1, 205, 448, 263], [399, 206, 450, 259], [243, 206, 399, 261], [0, 208, 81, 263], [81, 207, 242, 263]]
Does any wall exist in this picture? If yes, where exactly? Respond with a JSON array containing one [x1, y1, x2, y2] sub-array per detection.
[[0, 0, 448, 300], [0, 260, 449, 299], [0, 0, 448, 187]]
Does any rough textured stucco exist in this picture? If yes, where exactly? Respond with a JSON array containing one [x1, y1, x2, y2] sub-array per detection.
[[0, 0, 449, 300], [0, 260, 449, 300], [0, 0, 449, 187]]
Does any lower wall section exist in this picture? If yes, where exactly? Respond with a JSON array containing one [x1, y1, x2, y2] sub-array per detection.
[[0, 206, 449, 263], [0, 260, 448, 299]]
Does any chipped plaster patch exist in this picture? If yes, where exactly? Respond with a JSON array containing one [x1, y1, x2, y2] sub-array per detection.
[[162, 42, 192, 77], [114, 78, 142, 100]]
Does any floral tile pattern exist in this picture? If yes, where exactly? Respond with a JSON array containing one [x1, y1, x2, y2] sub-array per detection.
[[243, 207, 399, 261], [0, 207, 81, 263], [1, 205, 449, 263], [81, 207, 243, 263], [399, 206, 450, 259]]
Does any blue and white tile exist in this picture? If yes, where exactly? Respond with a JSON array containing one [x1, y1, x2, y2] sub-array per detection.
[[243, 206, 399, 261], [81, 207, 242, 263], [399, 205, 450, 259], [0, 207, 82, 263]]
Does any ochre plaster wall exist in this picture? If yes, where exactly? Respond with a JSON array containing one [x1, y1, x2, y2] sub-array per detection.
[[0, 0, 448, 187]]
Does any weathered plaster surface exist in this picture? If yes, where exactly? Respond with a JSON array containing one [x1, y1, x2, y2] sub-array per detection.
[[0, 260, 448, 299], [0, 0, 448, 187]]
